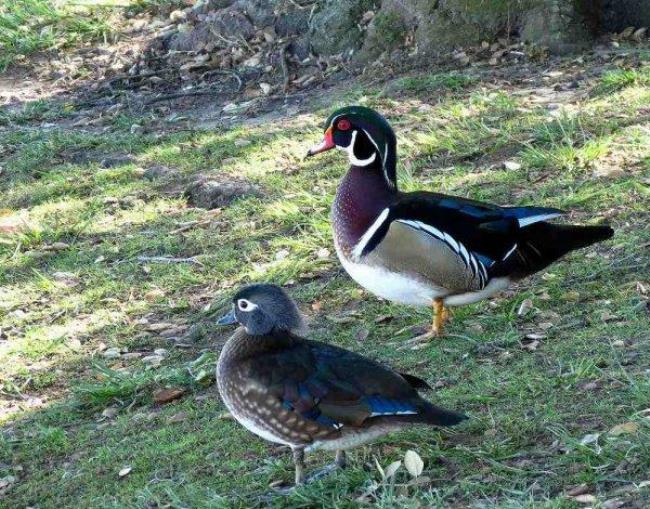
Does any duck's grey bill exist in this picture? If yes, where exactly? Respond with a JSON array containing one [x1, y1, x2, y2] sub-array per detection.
[[217, 308, 237, 325]]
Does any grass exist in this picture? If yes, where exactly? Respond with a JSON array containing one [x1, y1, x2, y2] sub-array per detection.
[[393, 72, 478, 94], [0, 0, 115, 70], [1, 27, 650, 509]]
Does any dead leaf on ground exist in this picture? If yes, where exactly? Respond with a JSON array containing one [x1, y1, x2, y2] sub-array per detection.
[[404, 450, 424, 478], [608, 421, 639, 436], [383, 460, 402, 479], [118, 466, 132, 478], [503, 160, 522, 170], [517, 298, 534, 316], [153, 387, 185, 404], [572, 494, 597, 504]]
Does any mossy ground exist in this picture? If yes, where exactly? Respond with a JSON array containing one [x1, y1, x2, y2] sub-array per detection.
[[1, 9, 649, 508]]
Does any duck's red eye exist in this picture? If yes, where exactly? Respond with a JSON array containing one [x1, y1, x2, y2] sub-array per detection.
[[337, 119, 351, 131]]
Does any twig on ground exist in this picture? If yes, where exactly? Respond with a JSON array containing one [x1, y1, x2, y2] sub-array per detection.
[[169, 220, 212, 235], [136, 256, 203, 266]]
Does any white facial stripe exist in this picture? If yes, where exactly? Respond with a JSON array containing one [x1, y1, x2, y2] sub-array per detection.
[[351, 207, 390, 260], [361, 128, 394, 187], [346, 130, 376, 166]]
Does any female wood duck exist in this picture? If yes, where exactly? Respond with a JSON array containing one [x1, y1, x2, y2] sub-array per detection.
[[307, 106, 614, 340], [216, 283, 466, 486]]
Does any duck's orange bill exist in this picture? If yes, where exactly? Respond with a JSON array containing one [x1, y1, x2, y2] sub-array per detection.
[[306, 126, 334, 157]]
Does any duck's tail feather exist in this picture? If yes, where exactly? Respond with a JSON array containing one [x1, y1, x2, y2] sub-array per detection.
[[494, 222, 614, 278]]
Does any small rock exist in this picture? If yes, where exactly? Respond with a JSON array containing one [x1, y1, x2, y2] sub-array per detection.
[[99, 154, 134, 169], [101, 407, 119, 419], [503, 160, 522, 171], [234, 139, 252, 147], [102, 347, 121, 359], [142, 354, 165, 367], [143, 165, 174, 181], [259, 82, 272, 95], [121, 352, 142, 360]]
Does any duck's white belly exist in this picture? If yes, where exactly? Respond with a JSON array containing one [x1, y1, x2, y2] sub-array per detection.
[[336, 244, 446, 306], [336, 241, 510, 307]]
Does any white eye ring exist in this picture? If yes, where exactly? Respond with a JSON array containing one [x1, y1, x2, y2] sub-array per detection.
[[237, 299, 257, 311]]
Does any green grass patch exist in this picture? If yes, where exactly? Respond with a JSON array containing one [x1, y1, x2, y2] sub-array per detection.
[[395, 72, 478, 94], [0, 0, 115, 70], [594, 67, 650, 95], [1, 46, 649, 508]]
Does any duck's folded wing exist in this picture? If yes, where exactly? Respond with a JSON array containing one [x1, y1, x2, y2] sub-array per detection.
[[354, 192, 564, 283], [242, 340, 448, 430]]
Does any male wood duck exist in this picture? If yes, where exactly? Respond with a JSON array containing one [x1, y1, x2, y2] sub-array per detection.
[[216, 283, 466, 486], [307, 106, 614, 340]]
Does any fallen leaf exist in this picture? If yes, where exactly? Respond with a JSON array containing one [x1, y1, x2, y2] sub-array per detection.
[[608, 421, 639, 436], [517, 298, 534, 316], [383, 460, 402, 479], [580, 433, 600, 445], [503, 160, 522, 170], [118, 466, 132, 478], [153, 387, 185, 404], [404, 450, 424, 478], [573, 494, 597, 504], [316, 247, 330, 259]]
